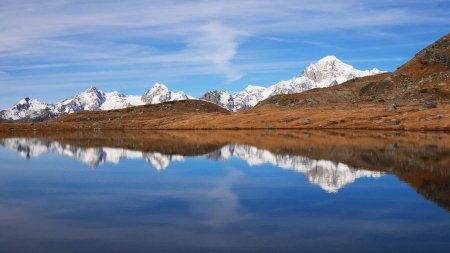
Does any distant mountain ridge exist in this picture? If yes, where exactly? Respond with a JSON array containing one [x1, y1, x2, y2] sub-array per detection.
[[0, 84, 191, 122], [0, 56, 383, 121], [202, 56, 383, 111]]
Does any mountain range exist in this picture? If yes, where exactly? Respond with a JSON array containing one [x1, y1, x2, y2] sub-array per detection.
[[201, 56, 382, 111], [0, 138, 382, 193], [0, 56, 382, 122]]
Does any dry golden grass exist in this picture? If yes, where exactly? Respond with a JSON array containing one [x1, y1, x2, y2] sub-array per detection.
[[0, 102, 448, 131]]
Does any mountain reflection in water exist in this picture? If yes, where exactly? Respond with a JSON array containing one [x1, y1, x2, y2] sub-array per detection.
[[0, 130, 449, 253], [0, 138, 383, 193], [0, 130, 448, 208]]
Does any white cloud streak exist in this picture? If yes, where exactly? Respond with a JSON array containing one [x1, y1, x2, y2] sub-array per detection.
[[0, 0, 448, 107]]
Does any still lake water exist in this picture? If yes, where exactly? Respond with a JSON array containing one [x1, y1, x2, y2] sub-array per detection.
[[0, 130, 448, 253]]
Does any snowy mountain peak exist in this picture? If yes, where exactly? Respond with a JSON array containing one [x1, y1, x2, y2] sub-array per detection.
[[148, 83, 169, 93], [17, 97, 30, 104], [316, 55, 340, 63], [54, 86, 106, 113], [85, 86, 100, 93], [301, 55, 355, 86], [83, 87, 105, 100], [15, 97, 48, 110], [142, 83, 170, 104], [200, 90, 234, 111], [153, 82, 167, 89], [299, 55, 385, 88], [0, 97, 53, 121], [142, 83, 189, 105], [232, 86, 267, 111], [81, 86, 105, 100]]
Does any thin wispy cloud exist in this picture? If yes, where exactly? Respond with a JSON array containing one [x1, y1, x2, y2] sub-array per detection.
[[0, 0, 449, 107]]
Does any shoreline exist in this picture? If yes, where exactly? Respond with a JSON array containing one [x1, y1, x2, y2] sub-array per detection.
[[1, 103, 448, 132]]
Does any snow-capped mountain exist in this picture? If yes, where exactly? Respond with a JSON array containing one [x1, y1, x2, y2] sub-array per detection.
[[231, 85, 266, 111], [0, 98, 56, 121], [200, 90, 235, 111], [201, 56, 384, 111], [0, 83, 191, 121], [53, 86, 106, 114], [141, 83, 190, 104], [0, 138, 383, 192], [300, 55, 382, 88], [0, 56, 384, 120], [100, 91, 143, 110]]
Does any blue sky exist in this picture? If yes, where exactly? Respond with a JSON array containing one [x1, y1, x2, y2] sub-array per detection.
[[0, 0, 449, 108]]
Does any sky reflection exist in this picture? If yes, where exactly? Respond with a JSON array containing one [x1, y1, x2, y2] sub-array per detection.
[[0, 135, 448, 253]]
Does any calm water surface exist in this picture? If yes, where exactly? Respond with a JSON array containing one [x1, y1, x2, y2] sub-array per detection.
[[0, 130, 448, 253]]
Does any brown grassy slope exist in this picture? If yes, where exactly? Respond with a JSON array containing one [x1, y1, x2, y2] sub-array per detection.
[[397, 33, 450, 78], [0, 34, 449, 131], [0, 102, 447, 131], [261, 33, 450, 107]]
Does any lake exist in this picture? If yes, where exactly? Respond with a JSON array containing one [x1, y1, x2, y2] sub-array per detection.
[[0, 130, 448, 253]]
